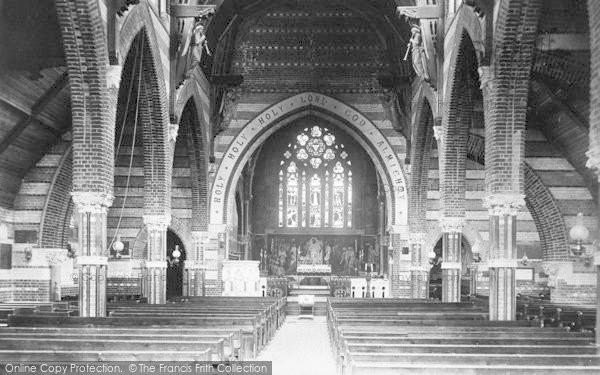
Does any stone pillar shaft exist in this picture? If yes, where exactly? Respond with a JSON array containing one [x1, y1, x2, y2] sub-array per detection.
[[469, 266, 478, 296], [143, 215, 170, 304], [440, 218, 463, 303], [72, 192, 112, 317], [184, 231, 208, 297], [485, 194, 523, 320], [410, 232, 428, 299]]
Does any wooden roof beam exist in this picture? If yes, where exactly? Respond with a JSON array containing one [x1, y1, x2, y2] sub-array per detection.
[[0, 71, 68, 154]]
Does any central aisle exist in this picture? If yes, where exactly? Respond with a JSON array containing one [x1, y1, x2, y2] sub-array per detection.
[[257, 316, 337, 375]]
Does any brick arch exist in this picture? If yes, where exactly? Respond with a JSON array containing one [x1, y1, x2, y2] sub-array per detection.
[[54, 0, 113, 196], [39, 146, 73, 248], [424, 221, 483, 260], [467, 133, 568, 261], [524, 168, 569, 261], [440, 31, 477, 218], [119, 3, 171, 216], [208, 93, 408, 233], [484, 0, 541, 194], [131, 217, 193, 260], [443, 9, 487, 109], [588, 1, 600, 176], [408, 97, 435, 234], [178, 99, 209, 231]]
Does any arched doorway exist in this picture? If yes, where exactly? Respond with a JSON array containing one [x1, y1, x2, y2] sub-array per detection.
[[166, 230, 186, 299], [429, 235, 472, 300]]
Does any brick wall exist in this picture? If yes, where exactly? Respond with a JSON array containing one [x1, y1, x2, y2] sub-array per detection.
[[553, 280, 596, 305], [12, 279, 51, 302], [39, 148, 73, 248], [0, 279, 12, 301], [12, 142, 71, 238], [55, 0, 114, 196]]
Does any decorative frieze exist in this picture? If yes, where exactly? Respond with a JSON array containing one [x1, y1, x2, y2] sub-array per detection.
[[71, 192, 113, 213], [106, 64, 122, 90], [439, 217, 464, 233], [142, 214, 171, 232], [482, 193, 525, 216]]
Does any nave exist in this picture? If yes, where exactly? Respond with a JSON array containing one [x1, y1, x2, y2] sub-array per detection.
[[0, 296, 598, 374]]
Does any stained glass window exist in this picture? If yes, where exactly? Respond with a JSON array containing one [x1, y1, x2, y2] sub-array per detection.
[[278, 125, 353, 228], [286, 162, 298, 227]]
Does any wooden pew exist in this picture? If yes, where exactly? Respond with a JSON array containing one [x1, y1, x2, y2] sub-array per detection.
[[327, 298, 599, 375], [7, 297, 286, 358], [0, 303, 57, 324], [0, 349, 211, 362], [8, 314, 263, 356], [108, 304, 275, 342], [0, 326, 248, 359], [0, 337, 226, 360]]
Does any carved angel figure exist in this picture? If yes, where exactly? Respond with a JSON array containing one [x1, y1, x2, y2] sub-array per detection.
[[181, 19, 211, 75], [404, 25, 430, 82]]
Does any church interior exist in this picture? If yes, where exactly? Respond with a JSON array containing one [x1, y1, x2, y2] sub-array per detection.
[[0, 0, 600, 373]]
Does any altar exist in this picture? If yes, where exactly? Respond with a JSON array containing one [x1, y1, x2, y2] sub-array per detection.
[[254, 233, 383, 277], [297, 263, 332, 274]]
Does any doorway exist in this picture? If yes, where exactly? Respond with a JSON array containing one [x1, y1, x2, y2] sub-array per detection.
[[428, 235, 472, 300], [166, 230, 186, 300]]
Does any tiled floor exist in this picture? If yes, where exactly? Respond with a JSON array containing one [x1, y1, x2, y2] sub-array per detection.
[[257, 316, 337, 375]]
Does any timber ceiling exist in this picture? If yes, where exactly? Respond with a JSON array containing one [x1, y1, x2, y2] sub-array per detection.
[[528, 0, 595, 200], [0, 0, 70, 208]]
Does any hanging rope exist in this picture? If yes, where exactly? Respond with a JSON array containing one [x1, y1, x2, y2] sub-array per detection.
[[109, 35, 145, 251]]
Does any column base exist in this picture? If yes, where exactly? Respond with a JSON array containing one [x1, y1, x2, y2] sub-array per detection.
[[183, 266, 207, 297], [442, 267, 460, 303], [410, 268, 429, 299], [489, 267, 516, 320], [143, 263, 167, 304], [78, 262, 107, 317]]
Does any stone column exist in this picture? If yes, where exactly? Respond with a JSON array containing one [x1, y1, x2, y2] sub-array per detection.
[[468, 264, 478, 296], [184, 231, 208, 297], [595, 252, 600, 351], [202, 225, 228, 296], [46, 251, 68, 302], [409, 232, 429, 298], [142, 214, 170, 304], [243, 198, 251, 260], [71, 192, 112, 317], [389, 225, 410, 298], [483, 193, 524, 320], [585, 134, 600, 346], [440, 217, 463, 303]]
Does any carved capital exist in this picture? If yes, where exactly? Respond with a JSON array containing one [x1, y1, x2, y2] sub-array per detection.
[[388, 225, 409, 238], [585, 148, 600, 181], [169, 123, 179, 143], [71, 192, 114, 213], [106, 65, 122, 90], [482, 193, 525, 216], [143, 214, 171, 232], [541, 262, 561, 288], [191, 231, 209, 244], [409, 232, 428, 245], [45, 251, 68, 265], [432, 125, 444, 145], [217, 89, 241, 133], [439, 217, 464, 233], [478, 66, 495, 98]]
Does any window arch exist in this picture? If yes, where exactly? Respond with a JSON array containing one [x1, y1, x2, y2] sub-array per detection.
[[278, 125, 353, 229]]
